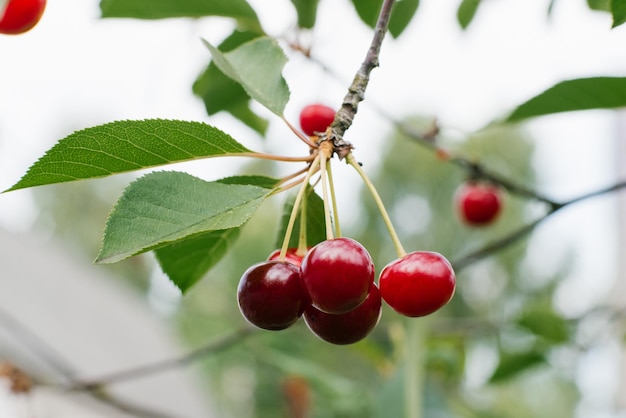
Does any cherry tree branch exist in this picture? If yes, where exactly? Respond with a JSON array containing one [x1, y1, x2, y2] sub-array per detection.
[[332, 0, 396, 139]]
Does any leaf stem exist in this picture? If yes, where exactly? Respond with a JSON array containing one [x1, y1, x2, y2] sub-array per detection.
[[244, 151, 315, 163], [279, 157, 321, 260], [282, 116, 319, 149], [347, 153, 406, 257]]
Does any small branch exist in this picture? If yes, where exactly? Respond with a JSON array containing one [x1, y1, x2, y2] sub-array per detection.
[[332, 0, 396, 138], [70, 326, 256, 391]]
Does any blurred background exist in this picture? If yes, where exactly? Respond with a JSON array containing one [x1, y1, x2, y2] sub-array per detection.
[[0, 0, 625, 417]]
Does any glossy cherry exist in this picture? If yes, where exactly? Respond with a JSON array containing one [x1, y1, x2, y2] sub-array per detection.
[[379, 251, 455, 317], [456, 182, 502, 226], [299, 104, 335, 136], [0, 0, 46, 35], [304, 283, 382, 345], [237, 261, 306, 331], [267, 247, 306, 268], [300, 237, 374, 314]]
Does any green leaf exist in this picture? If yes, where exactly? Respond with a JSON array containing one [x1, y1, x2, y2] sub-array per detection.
[[153, 174, 277, 292], [193, 30, 269, 135], [588, 0, 610, 11], [99, 0, 261, 29], [516, 308, 569, 344], [350, 0, 420, 38], [389, 0, 420, 38], [457, 0, 481, 29], [5, 119, 253, 192], [506, 77, 626, 122], [96, 171, 273, 264], [202, 37, 290, 116], [612, 0, 626, 27], [489, 350, 545, 383], [155, 228, 241, 293], [291, 0, 320, 29], [274, 188, 326, 250]]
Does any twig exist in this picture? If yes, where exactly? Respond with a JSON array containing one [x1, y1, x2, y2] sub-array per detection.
[[70, 326, 256, 391], [332, 0, 396, 138]]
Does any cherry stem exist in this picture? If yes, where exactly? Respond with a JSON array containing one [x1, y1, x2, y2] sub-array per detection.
[[277, 165, 310, 186], [319, 146, 335, 241], [279, 156, 321, 260], [296, 186, 310, 257], [281, 116, 319, 149], [325, 158, 342, 238], [346, 153, 406, 258]]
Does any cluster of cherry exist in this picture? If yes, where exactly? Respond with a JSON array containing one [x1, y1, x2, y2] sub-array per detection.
[[238, 238, 456, 345]]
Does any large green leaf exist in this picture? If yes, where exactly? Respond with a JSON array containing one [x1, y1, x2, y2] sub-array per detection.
[[202, 37, 290, 116], [193, 30, 269, 135], [457, 0, 481, 29], [155, 228, 241, 293], [99, 0, 260, 28], [96, 171, 273, 264], [5, 119, 253, 192], [154, 174, 279, 292], [612, 0, 626, 27], [350, 0, 420, 38], [291, 0, 320, 29], [506, 77, 626, 122], [274, 188, 326, 250]]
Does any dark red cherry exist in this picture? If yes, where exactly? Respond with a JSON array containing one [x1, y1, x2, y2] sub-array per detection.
[[237, 261, 306, 330], [379, 251, 455, 317], [300, 237, 374, 314], [304, 283, 382, 345], [0, 0, 46, 35]]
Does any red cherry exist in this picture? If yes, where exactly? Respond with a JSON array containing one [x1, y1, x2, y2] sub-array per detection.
[[304, 284, 382, 345], [299, 104, 335, 136], [267, 247, 306, 268], [0, 0, 46, 35], [237, 261, 306, 331], [379, 251, 455, 317], [300, 237, 374, 314], [456, 182, 502, 226]]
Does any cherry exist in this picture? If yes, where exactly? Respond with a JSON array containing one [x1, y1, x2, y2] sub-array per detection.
[[299, 104, 335, 136], [0, 0, 46, 35], [237, 261, 306, 331], [267, 247, 306, 268], [379, 251, 455, 317], [300, 237, 374, 314], [455, 181, 502, 226], [304, 283, 382, 345]]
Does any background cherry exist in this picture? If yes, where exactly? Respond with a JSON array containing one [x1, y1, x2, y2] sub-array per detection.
[[299, 104, 335, 136], [0, 0, 46, 35], [379, 251, 455, 317], [300, 237, 374, 314], [455, 181, 502, 226], [267, 247, 306, 268], [237, 261, 306, 331], [304, 283, 382, 345]]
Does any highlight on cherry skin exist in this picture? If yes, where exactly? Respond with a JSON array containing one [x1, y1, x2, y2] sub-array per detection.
[[237, 261, 307, 331], [299, 103, 336, 136], [304, 283, 382, 345], [300, 237, 375, 315], [455, 181, 503, 226], [0, 0, 46, 35], [379, 251, 456, 318]]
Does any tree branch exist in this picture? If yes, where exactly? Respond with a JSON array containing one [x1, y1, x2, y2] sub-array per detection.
[[332, 0, 396, 139]]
